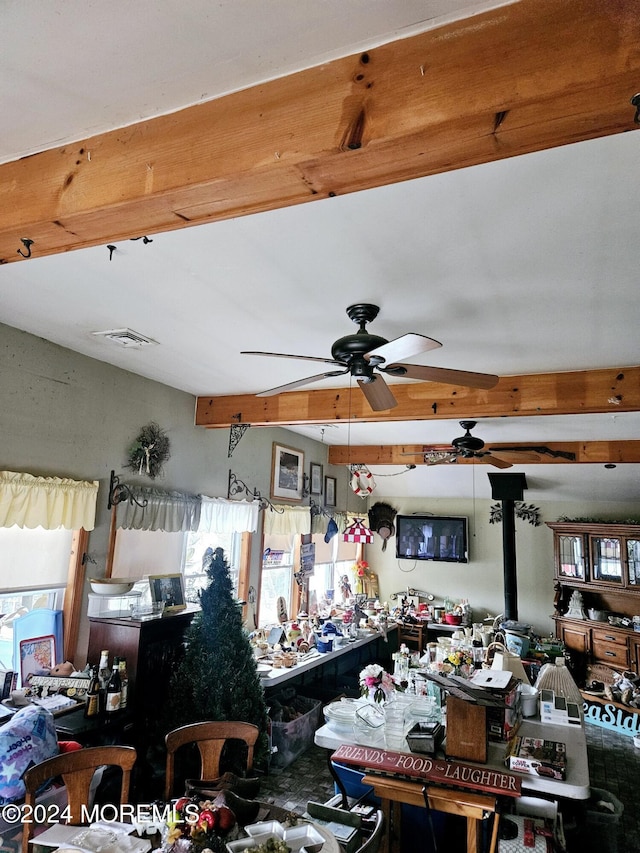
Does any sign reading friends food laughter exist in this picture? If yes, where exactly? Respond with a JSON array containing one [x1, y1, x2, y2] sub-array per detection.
[[331, 745, 521, 797]]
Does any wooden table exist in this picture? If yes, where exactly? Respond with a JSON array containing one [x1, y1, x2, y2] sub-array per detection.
[[362, 774, 500, 853]]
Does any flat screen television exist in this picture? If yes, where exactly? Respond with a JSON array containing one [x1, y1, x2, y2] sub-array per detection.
[[395, 514, 468, 563]]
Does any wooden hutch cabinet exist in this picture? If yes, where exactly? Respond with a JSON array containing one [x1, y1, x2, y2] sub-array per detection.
[[549, 521, 640, 684], [87, 606, 197, 739]]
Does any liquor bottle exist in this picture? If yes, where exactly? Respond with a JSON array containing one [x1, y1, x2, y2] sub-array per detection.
[[97, 649, 110, 715], [98, 650, 110, 690], [105, 658, 122, 713], [84, 666, 100, 718], [118, 657, 129, 710]]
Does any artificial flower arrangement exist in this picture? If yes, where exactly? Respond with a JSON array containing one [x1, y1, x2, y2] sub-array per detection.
[[359, 663, 405, 703], [446, 649, 474, 676], [165, 795, 236, 853], [353, 560, 370, 593]]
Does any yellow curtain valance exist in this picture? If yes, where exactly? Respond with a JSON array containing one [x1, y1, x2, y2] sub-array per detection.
[[263, 505, 311, 536], [0, 470, 99, 530]]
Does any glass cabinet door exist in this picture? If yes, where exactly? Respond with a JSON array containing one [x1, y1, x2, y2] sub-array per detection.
[[557, 534, 586, 580], [591, 536, 623, 584], [627, 539, 640, 585]]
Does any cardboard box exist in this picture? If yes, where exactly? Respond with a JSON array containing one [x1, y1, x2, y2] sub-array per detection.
[[484, 675, 522, 742], [507, 736, 567, 780]]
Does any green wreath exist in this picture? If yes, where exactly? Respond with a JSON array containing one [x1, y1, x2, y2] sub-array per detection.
[[126, 422, 170, 479]]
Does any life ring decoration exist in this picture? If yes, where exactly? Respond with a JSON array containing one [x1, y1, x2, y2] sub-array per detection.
[[126, 421, 171, 479], [351, 469, 376, 497]]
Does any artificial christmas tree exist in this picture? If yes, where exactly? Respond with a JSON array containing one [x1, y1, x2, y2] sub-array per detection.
[[164, 546, 269, 769]]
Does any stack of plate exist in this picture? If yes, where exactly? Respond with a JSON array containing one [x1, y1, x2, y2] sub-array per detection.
[[322, 698, 361, 732]]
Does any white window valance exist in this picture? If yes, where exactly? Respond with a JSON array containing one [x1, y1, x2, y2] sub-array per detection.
[[263, 505, 311, 536], [0, 470, 99, 530], [117, 487, 201, 532], [199, 496, 260, 534]]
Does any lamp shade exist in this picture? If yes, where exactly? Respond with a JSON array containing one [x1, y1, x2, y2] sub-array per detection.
[[343, 518, 374, 544]]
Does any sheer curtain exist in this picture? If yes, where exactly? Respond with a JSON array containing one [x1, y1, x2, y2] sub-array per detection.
[[116, 486, 201, 532], [198, 496, 259, 533], [0, 470, 99, 530]]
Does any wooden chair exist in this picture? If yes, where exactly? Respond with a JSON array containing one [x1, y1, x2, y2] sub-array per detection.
[[397, 622, 425, 653], [357, 810, 385, 853], [164, 720, 259, 801], [22, 745, 137, 853]]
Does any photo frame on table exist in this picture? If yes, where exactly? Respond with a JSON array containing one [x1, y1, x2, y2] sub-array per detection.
[[271, 442, 305, 502], [324, 475, 337, 507], [149, 573, 186, 612], [19, 635, 56, 685], [310, 462, 323, 495]]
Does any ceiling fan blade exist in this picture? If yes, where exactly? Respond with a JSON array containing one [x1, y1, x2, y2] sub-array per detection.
[[483, 454, 513, 469], [365, 333, 441, 366], [357, 375, 398, 411], [389, 363, 499, 389], [490, 449, 541, 463], [242, 350, 342, 367], [256, 368, 349, 397]]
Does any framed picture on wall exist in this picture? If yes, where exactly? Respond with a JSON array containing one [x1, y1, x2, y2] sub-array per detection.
[[149, 573, 186, 612], [271, 443, 305, 502], [310, 462, 323, 495], [324, 476, 336, 507]]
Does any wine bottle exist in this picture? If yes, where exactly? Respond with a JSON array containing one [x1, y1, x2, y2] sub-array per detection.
[[118, 657, 129, 710], [97, 649, 110, 715], [84, 666, 100, 718], [105, 658, 122, 713]]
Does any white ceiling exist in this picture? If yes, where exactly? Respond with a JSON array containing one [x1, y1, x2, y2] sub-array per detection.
[[2, 0, 639, 504]]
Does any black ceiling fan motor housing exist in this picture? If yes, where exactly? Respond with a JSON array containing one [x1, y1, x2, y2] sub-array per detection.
[[330, 303, 388, 380], [452, 420, 485, 455]]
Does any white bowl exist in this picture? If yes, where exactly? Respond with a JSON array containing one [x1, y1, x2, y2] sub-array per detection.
[[89, 578, 135, 595]]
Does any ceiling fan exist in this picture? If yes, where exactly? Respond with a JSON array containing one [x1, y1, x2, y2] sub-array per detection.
[[403, 421, 543, 469], [242, 304, 499, 412]]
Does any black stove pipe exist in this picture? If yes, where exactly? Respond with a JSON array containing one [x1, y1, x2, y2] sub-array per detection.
[[501, 498, 518, 621], [488, 473, 528, 623]]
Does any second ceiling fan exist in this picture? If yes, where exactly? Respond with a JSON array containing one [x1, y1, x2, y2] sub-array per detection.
[[403, 421, 542, 469], [242, 303, 499, 412]]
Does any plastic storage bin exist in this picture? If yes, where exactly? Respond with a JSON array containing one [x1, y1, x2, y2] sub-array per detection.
[[87, 592, 141, 618], [584, 788, 624, 853], [269, 694, 321, 769]]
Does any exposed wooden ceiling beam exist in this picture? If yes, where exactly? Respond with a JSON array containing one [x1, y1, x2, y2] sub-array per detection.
[[195, 366, 640, 428], [1, 0, 639, 265], [328, 441, 640, 466]]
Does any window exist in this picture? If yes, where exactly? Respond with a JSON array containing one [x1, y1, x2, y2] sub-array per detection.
[[0, 526, 72, 670], [258, 532, 358, 626], [259, 534, 294, 626], [182, 530, 241, 601]]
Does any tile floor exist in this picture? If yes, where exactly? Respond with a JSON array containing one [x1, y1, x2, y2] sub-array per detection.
[[259, 724, 639, 853]]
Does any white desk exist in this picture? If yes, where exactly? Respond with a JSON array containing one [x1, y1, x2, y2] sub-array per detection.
[[259, 627, 396, 690], [315, 716, 590, 801]]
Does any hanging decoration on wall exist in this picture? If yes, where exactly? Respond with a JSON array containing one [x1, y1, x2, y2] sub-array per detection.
[[368, 502, 398, 551], [489, 501, 541, 526], [228, 423, 250, 458], [126, 421, 171, 478], [350, 465, 376, 497]]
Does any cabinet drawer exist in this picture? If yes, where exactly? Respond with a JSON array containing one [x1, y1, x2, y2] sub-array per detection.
[[592, 628, 627, 646], [592, 640, 629, 667]]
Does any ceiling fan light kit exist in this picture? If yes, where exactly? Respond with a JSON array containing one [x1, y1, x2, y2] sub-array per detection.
[[243, 304, 499, 412]]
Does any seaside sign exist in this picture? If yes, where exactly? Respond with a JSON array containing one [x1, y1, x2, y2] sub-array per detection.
[[582, 697, 640, 737], [331, 744, 521, 798]]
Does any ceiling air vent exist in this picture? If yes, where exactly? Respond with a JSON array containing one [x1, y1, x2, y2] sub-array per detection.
[[92, 328, 158, 348]]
